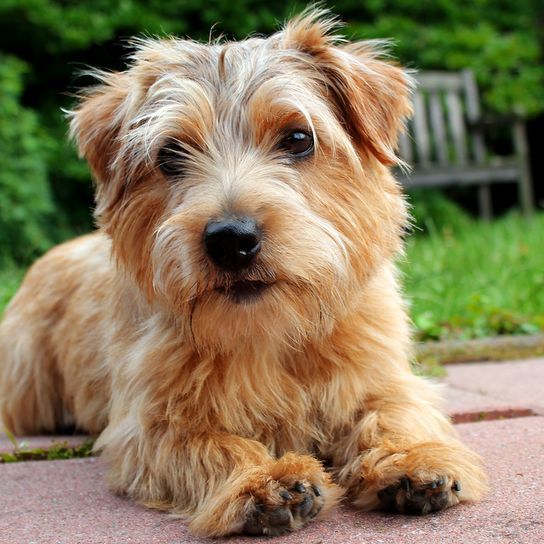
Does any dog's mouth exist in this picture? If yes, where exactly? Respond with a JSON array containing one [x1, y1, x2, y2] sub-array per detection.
[[216, 280, 273, 304]]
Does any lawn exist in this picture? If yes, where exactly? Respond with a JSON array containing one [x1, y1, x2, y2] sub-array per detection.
[[402, 211, 544, 341], [0, 212, 543, 342]]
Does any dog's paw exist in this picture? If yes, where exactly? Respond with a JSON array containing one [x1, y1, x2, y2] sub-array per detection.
[[189, 453, 342, 537], [243, 480, 324, 536], [343, 441, 486, 512], [241, 453, 343, 536], [377, 475, 461, 515]]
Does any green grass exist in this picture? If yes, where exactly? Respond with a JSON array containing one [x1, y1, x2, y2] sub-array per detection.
[[1, 212, 543, 342], [402, 212, 544, 341]]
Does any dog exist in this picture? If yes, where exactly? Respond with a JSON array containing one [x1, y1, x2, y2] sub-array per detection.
[[0, 8, 486, 537]]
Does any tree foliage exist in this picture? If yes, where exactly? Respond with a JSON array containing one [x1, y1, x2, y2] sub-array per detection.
[[0, 0, 542, 263]]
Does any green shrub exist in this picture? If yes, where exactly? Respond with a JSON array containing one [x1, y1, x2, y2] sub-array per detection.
[[0, 54, 59, 264], [0, 267, 24, 316], [407, 189, 473, 236]]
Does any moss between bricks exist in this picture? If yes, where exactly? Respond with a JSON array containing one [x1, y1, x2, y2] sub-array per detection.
[[0, 429, 95, 463]]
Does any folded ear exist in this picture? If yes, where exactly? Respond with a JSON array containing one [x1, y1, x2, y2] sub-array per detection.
[[283, 11, 413, 165], [68, 72, 131, 214]]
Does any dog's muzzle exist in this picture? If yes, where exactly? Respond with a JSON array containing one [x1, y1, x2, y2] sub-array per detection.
[[204, 217, 261, 271]]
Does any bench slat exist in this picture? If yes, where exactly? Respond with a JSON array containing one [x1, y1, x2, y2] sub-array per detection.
[[462, 70, 486, 164], [429, 92, 449, 165], [461, 70, 491, 218], [398, 129, 413, 164], [412, 92, 431, 166], [446, 91, 467, 165]]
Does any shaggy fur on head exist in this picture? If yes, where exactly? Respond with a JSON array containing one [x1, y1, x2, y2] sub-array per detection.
[[0, 8, 486, 537]]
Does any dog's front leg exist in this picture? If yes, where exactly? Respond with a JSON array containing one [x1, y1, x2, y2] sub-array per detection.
[[98, 425, 342, 537], [188, 444, 343, 536], [329, 376, 487, 515]]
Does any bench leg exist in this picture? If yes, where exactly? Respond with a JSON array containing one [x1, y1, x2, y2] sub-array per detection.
[[477, 184, 492, 221], [513, 121, 534, 216]]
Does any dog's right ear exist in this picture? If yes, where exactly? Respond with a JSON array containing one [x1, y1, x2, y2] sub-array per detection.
[[68, 72, 131, 212]]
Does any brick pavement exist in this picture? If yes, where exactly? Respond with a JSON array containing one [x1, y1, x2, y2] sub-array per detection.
[[1, 357, 542, 544]]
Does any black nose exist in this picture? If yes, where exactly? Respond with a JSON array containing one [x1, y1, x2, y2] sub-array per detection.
[[204, 217, 261, 271]]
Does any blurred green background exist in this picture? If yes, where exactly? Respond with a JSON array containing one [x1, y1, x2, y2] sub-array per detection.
[[1, 0, 543, 342]]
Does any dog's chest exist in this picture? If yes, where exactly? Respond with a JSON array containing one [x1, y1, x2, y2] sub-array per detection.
[[187, 350, 360, 450]]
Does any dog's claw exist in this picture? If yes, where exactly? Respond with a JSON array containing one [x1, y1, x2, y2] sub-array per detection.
[[294, 482, 306, 493], [280, 489, 293, 501], [427, 477, 445, 490], [378, 475, 458, 515]]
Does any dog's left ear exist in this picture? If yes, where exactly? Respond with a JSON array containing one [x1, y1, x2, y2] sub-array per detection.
[[283, 12, 413, 165]]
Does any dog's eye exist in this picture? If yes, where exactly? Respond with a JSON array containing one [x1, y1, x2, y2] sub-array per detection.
[[158, 140, 186, 177], [279, 131, 314, 158]]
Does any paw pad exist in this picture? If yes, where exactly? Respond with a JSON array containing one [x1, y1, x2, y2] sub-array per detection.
[[243, 481, 324, 536]]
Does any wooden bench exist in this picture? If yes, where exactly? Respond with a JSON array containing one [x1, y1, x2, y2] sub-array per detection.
[[397, 70, 534, 218]]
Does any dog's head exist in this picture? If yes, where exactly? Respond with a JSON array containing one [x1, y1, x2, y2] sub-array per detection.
[[69, 9, 412, 353]]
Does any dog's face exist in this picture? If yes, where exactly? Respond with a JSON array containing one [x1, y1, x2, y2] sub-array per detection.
[[70, 12, 412, 353]]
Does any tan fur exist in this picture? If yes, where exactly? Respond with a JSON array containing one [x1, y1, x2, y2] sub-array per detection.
[[0, 8, 486, 537]]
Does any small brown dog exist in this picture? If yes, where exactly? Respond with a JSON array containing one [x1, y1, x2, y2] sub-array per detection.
[[0, 9, 486, 537]]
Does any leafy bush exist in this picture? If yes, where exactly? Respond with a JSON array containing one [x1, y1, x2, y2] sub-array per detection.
[[0, 267, 24, 316], [0, 54, 59, 264]]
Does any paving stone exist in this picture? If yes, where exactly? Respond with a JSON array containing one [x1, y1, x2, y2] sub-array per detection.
[[445, 357, 544, 415], [443, 386, 535, 423], [1, 417, 543, 544]]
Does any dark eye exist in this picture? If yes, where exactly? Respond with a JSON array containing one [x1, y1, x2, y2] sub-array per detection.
[[279, 130, 314, 157], [158, 139, 186, 177]]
